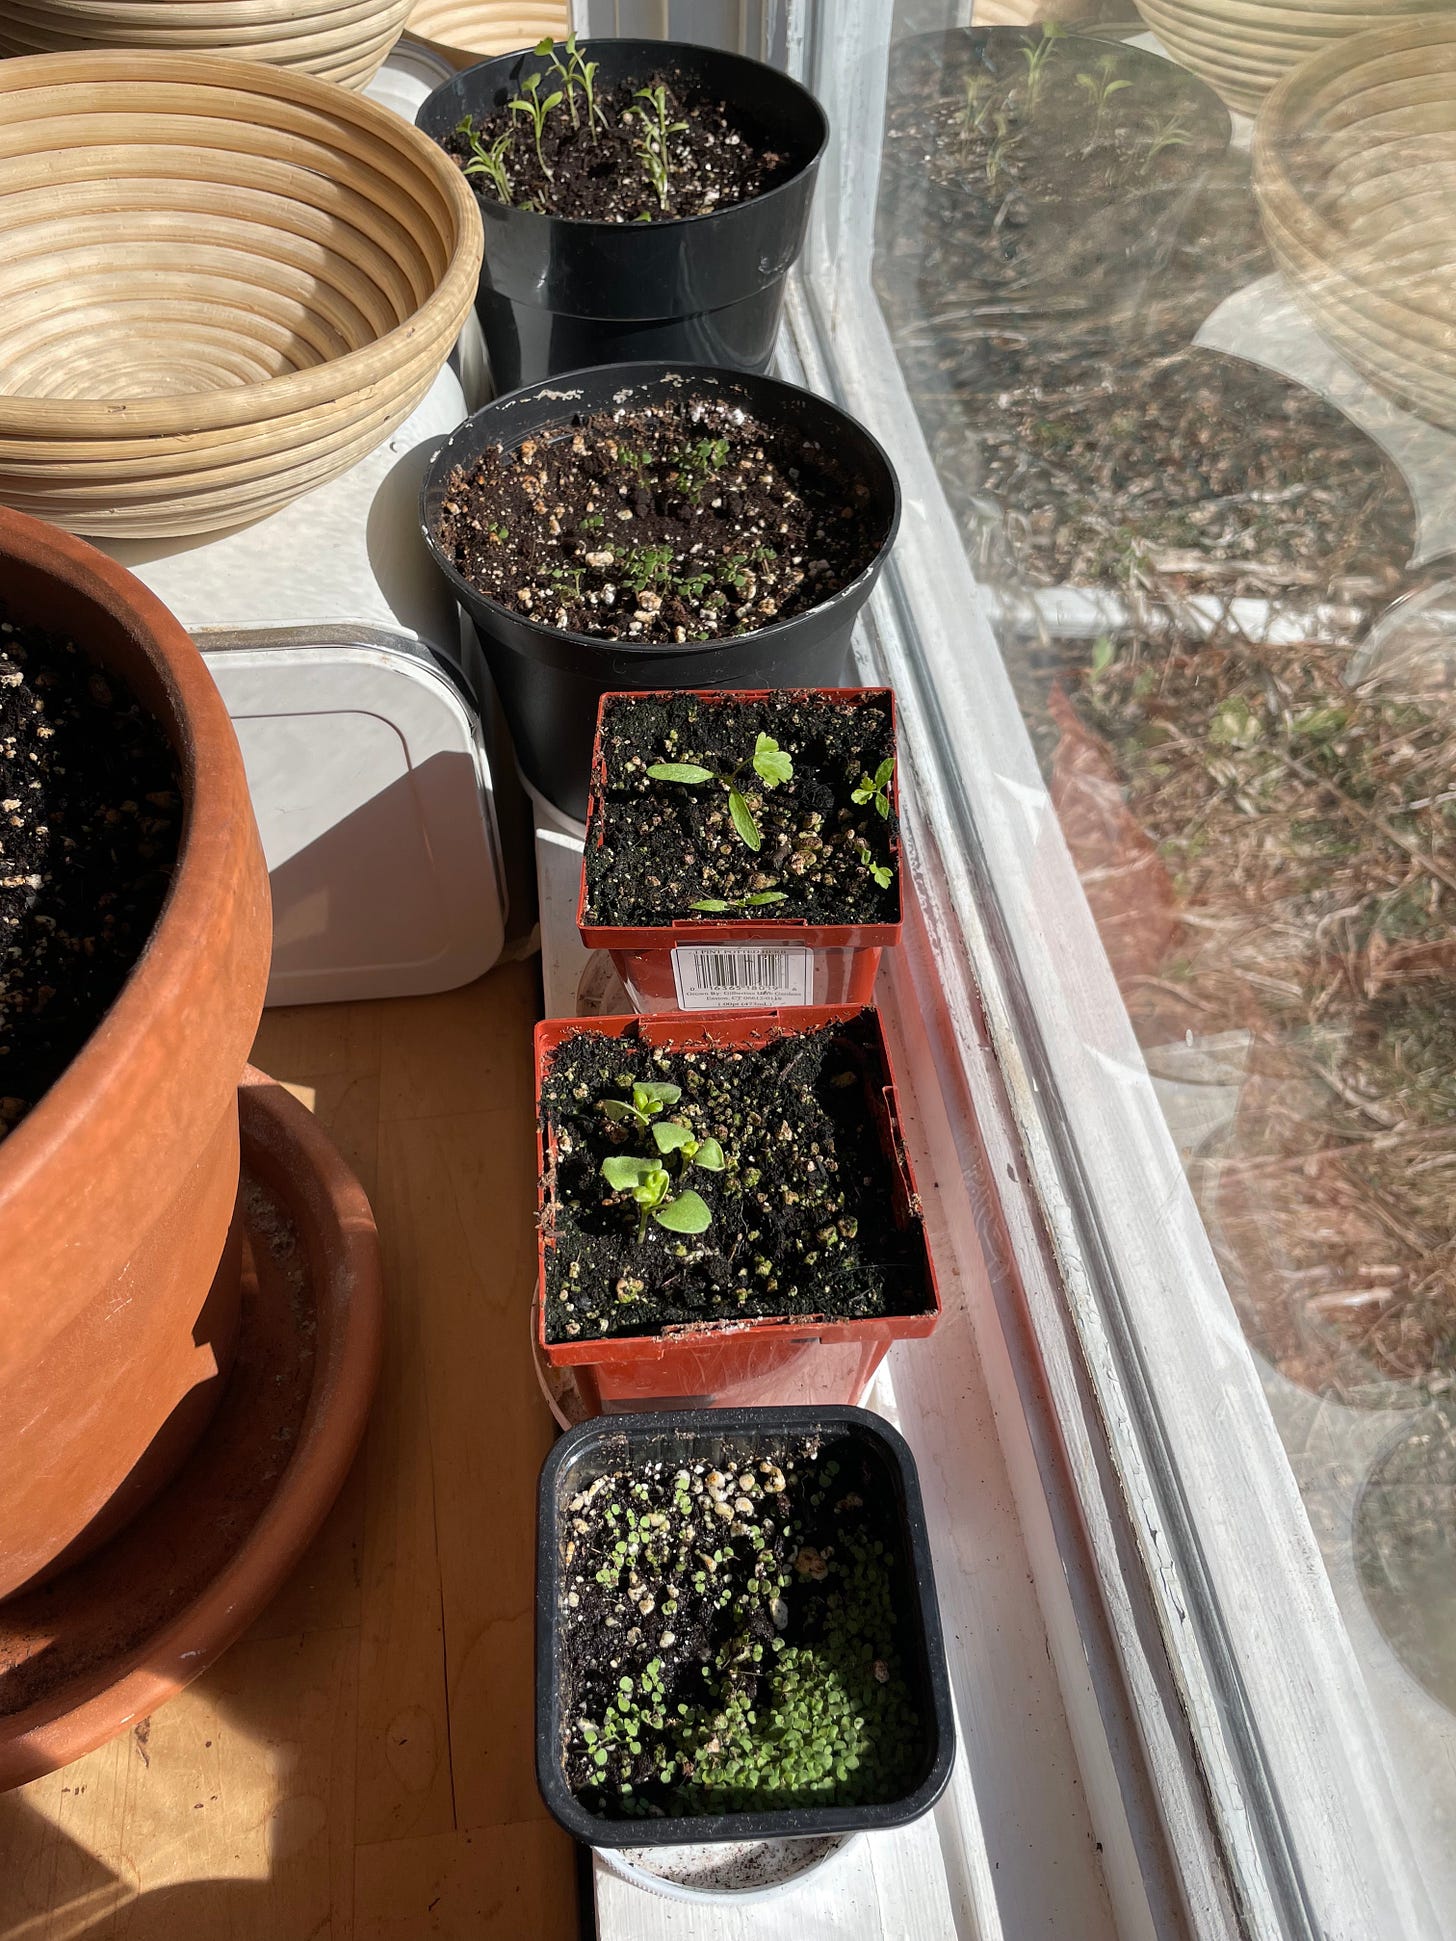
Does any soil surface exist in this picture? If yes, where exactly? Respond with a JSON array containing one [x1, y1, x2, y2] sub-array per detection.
[[583, 692, 899, 927], [446, 61, 788, 222], [539, 1014, 933, 1344], [878, 28, 1224, 329], [0, 612, 179, 1142], [556, 1432, 925, 1817], [435, 394, 884, 646]]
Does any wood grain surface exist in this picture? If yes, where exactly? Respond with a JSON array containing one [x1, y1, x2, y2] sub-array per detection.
[[0, 962, 579, 1941]]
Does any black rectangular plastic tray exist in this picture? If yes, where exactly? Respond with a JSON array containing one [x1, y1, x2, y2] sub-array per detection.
[[535, 1404, 956, 1847]]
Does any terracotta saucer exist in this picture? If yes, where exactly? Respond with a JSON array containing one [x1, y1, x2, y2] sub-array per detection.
[[0, 1069, 382, 1790]]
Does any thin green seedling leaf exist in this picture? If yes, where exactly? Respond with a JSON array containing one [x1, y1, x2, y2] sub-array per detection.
[[728, 787, 761, 852], [689, 898, 731, 913], [752, 733, 794, 789], [647, 762, 714, 784], [652, 1119, 695, 1155], [692, 1138, 725, 1172], [654, 1188, 711, 1235]]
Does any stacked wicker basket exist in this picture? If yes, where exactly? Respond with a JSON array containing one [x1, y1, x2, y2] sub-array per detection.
[[1253, 14, 1456, 433], [0, 0, 413, 89], [0, 52, 482, 536], [1134, 0, 1448, 118], [405, 0, 565, 68]]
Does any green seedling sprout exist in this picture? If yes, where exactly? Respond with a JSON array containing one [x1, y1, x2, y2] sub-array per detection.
[[509, 70, 563, 179], [961, 73, 996, 141], [601, 1077, 681, 1131], [536, 33, 581, 128], [601, 1154, 711, 1239], [600, 1105, 722, 1241], [1075, 54, 1132, 142], [647, 733, 794, 853], [1018, 22, 1063, 109], [851, 756, 895, 821], [631, 82, 688, 210], [689, 891, 790, 914], [455, 114, 513, 204], [1143, 112, 1194, 168], [857, 845, 893, 891]]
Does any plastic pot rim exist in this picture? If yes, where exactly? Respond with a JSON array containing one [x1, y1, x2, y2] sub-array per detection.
[[417, 360, 903, 666], [535, 1402, 958, 1847]]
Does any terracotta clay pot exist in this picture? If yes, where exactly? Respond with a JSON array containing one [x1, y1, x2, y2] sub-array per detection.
[[0, 508, 271, 1601]]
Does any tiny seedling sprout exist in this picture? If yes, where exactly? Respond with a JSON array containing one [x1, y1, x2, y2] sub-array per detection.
[[647, 733, 794, 854], [536, 34, 580, 129], [632, 82, 688, 210], [1143, 112, 1194, 167], [1018, 22, 1063, 109], [509, 70, 563, 180], [455, 114, 513, 204], [599, 1091, 723, 1241], [851, 756, 895, 821], [600, 1077, 681, 1131], [857, 846, 893, 892], [1075, 54, 1132, 142], [689, 891, 790, 914]]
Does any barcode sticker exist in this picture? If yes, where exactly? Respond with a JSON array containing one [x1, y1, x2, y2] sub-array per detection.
[[671, 944, 814, 1011]]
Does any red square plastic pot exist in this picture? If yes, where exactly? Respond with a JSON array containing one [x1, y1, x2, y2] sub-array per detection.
[[534, 1005, 941, 1412], [578, 690, 903, 1015]]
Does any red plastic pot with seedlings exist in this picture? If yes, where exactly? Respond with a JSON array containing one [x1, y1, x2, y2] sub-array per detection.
[[578, 689, 904, 1016], [534, 1005, 940, 1413]]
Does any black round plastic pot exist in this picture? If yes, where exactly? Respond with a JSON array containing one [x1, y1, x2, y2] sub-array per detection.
[[536, 1405, 956, 1848], [419, 362, 902, 821], [415, 39, 828, 391]]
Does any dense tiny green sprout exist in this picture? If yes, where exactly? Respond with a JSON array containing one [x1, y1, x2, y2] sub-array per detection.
[[857, 845, 893, 892], [600, 1076, 681, 1131], [1017, 22, 1063, 110], [1142, 112, 1194, 167], [599, 1085, 723, 1240], [647, 733, 794, 854]]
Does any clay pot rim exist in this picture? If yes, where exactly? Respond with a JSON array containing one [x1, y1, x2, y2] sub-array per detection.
[[0, 1067, 383, 1790], [0, 506, 251, 1184]]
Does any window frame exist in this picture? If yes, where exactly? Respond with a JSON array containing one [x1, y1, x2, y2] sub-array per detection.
[[779, 4, 1444, 1938]]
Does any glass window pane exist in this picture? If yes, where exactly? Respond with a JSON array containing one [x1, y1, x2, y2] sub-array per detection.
[[873, 0, 1456, 1922]]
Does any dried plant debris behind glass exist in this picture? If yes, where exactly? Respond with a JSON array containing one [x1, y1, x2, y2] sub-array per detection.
[[557, 1434, 924, 1818], [448, 46, 789, 222], [539, 1015, 933, 1344], [0, 612, 179, 1141], [585, 693, 898, 927], [1037, 625, 1456, 1402], [435, 396, 882, 645]]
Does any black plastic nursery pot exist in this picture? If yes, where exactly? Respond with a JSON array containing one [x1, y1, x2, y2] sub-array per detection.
[[419, 362, 902, 821], [415, 38, 828, 391], [536, 1405, 956, 1846]]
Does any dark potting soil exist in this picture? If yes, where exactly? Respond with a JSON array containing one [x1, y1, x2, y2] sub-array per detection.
[[0, 612, 180, 1141], [557, 1434, 923, 1817], [446, 63, 788, 222], [878, 29, 1221, 319], [583, 692, 899, 928], [539, 1014, 932, 1345], [434, 396, 883, 646]]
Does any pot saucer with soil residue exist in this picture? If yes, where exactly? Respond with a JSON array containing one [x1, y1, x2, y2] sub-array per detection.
[[0, 1069, 381, 1791]]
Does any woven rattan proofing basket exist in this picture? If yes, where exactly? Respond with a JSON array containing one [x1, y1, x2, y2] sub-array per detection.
[[1135, 0, 1448, 118], [1253, 15, 1456, 432], [0, 0, 414, 90], [405, 1, 565, 68], [0, 51, 483, 536]]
